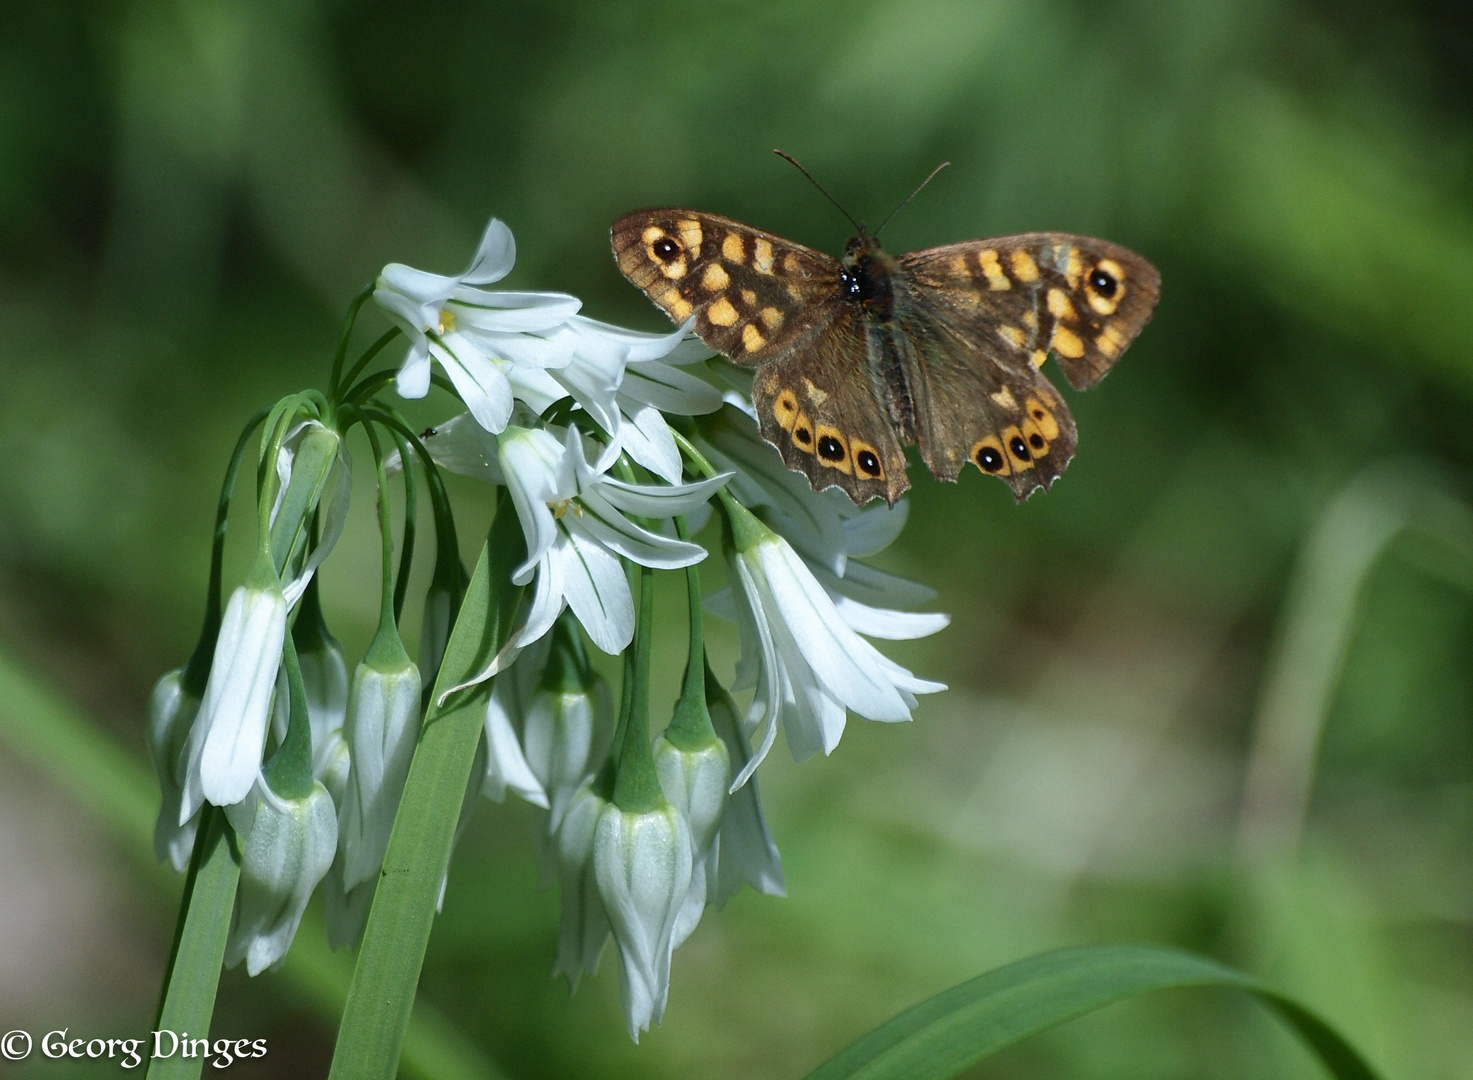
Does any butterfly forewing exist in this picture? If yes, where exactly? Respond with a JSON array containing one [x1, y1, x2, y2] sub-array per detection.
[[899, 233, 1160, 390], [611, 210, 842, 366]]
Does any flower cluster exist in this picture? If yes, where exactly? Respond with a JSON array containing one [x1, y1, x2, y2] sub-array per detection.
[[146, 217, 947, 1035]]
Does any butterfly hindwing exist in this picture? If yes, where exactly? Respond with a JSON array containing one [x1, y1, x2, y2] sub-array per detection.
[[611, 210, 841, 366], [750, 304, 909, 506]]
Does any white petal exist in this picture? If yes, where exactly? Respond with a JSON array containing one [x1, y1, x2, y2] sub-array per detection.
[[449, 290, 581, 333], [555, 530, 634, 655], [435, 340, 515, 433], [829, 594, 951, 640], [421, 412, 505, 484], [483, 679, 550, 807], [463, 217, 516, 285], [621, 361, 723, 415], [395, 344, 433, 399], [614, 402, 682, 483], [596, 471, 730, 519], [574, 490, 708, 569]]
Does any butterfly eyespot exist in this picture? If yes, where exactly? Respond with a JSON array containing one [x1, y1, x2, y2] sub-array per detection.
[[1028, 433, 1045, 451], [1089, 267, 1118, 297], [1009, 435, 1031, 461], [815, 425, 849, 471], [1024, 397, 1061, 440], [973, 441, 1008, 474], [651, 237, 681, 262], [792, 412, 815, 451], [856, 449, 881, 477]]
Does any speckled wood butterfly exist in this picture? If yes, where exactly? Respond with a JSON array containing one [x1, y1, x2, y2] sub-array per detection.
[[611, 198, 1158, 506]]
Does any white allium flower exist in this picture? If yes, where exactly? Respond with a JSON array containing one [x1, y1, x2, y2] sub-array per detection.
[[654, 734, 729, 948], [594, 802, 693, 1041], [707, 675, 784, 905], [552, 782, 612, 989], [432, 423, 727, 696], [482, 671, 549, 809], [224, 781, 337, 975], [374, 218, 583, 433], [338, 639, 422, 890], [179, 564, 289, 821], [722, 498, 947, 787], [147, 669, 201, 872]]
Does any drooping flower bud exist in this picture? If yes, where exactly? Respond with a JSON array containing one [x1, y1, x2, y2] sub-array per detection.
[[179, 557, 288, 822], [552, 782, 612, 989], [224, 782, 337, 975], [654, 733, 729, 949], [338, 629, 422, 890], [593, 802, 693, 1041], [147, 669, 201, 871]]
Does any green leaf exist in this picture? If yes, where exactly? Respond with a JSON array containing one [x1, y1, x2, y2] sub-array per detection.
[[804, 944, 1381, 1080], [328, 494, 525, 1080]]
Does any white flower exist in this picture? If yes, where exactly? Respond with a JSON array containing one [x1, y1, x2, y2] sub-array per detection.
[[374, 217, 582, 433], [706, 674, 784, 905], [338, 637, 422, 890], [654, 733, 729, 948], [593, 802, 693, 1041], [224, 781, 337, 975], [432, 423, 727, 696], [552, 783, 612, 989], [179, 563, 289, 821], [722, 499, 947, 787], [147, 669, 201, 872]]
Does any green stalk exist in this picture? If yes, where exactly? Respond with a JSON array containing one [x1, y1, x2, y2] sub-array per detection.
[[146, 804, 239, 1080], [328, 283, 375, 401], [328, 492, 527, 1080], [611, 565, 663, 812], [663, 516, 717, 749]]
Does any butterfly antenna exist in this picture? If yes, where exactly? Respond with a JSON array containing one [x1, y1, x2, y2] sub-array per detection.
[[774, 149, 862, 233], [874, 161, 951, 238]]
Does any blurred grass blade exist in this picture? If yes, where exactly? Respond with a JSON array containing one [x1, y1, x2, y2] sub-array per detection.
[[0, 649, 502, 1080], [1237, 463, 1473, 869], [804, 944, 1381, 1080], [329, 494, 525, 1080]]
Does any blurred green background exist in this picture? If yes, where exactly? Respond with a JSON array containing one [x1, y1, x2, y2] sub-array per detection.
[[3, 0, 1472, 1077]]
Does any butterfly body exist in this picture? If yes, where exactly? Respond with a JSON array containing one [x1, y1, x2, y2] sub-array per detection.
[[612, 209, 1158, 506]]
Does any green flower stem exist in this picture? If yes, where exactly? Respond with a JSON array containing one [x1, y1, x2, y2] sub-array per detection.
[[338, 327, 402, 401], [146, 805, 239, 1080], [611, 565, 663, 813], [263, 634, 314, 800], [389, 428, 419, 625], [328, 283, 375, 401], [362, 406, 461, 573], [328, 491, 528, 1080], [182, 407, 269, 698], [663, 516, 717, 749], [804, 944, 1381, 1080], [361, 421, 400, 638], [670, 426, 722, 481]]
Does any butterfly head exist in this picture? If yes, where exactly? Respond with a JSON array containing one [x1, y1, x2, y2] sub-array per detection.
[[840, 226, 896, 310]]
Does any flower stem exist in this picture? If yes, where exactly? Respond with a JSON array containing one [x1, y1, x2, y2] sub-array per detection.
[[663, 516, 717, 749], [611, 565, 664, 812], [328, 283, 376, 402], [182, 407, 269, 698], [263, 633, 314, 800], [361, 420, 400, 641], [389, 429, 419, 625], [338, 328, 402, 401], [327, 490, 527, 1080], [146, 804, 240, 1080]]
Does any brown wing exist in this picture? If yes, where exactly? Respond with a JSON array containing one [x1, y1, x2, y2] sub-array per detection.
[[751, 304, 909, 506], [611, 210, 843, 366], [893, 234, 1158, 500], [899, 233, 1159, 389]]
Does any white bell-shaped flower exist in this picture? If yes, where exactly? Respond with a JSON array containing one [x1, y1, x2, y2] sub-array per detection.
[[552, 782, 612, 990], [147, 669, 202, 871], [593, 801, 693, 1041], [653, 733, 729, 948], [338, 631, 422, 890], [224, 781, 337, 975], [179, 561, 288, 821]]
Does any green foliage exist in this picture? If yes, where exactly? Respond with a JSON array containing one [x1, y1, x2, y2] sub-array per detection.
[[1, 1, 1471, 1077]]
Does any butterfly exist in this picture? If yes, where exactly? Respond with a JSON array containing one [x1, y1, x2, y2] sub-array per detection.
[[611, 204, 1158, 506]]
